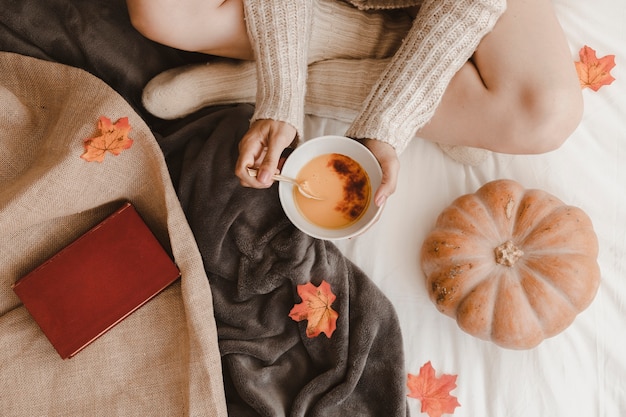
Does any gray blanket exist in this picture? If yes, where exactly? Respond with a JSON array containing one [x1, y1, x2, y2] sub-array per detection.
[[160, 104, 408, 415]]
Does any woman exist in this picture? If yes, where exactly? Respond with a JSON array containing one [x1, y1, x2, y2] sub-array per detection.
[[127, 0, 582, 208]]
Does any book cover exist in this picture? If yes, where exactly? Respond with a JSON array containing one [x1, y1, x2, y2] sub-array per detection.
[[12, 202, 181, 359]]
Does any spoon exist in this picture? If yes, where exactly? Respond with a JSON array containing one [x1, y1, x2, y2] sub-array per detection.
[[246, 167, 323, 200]]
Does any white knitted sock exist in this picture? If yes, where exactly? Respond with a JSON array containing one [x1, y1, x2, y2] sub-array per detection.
[[142, 59, 257, 120], [437, 143, 489, 166]]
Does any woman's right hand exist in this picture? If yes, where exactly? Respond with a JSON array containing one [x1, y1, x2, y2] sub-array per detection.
[[235, 119, 297, 188]]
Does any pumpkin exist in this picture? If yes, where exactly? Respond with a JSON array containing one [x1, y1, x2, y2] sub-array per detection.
[[420, 179, 600, 349]]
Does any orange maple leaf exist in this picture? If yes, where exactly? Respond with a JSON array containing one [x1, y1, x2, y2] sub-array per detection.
[[81, 116, 133, 162], [407, 361, 461, 417], [575, 45, 616, 91], [288, 280, 338, 338]]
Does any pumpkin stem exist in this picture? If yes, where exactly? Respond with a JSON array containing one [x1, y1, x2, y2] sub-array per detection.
[[494, 240, 524, 266]]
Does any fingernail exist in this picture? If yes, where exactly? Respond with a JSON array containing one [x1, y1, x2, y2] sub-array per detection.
[[375, 195, 387, 207], [258, 171, 271, 185]]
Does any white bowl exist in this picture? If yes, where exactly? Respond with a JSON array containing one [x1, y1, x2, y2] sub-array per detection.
[[279, 135, 383, 240]]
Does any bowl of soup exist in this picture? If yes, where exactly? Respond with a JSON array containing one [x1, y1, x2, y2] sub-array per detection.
[[278, 135, 383, 240]]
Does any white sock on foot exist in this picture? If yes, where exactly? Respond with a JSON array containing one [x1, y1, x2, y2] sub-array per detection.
[[142, 60, 257, 120], [437, 143, 490, 165]]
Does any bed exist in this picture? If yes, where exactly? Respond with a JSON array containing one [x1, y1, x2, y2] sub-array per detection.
[[1, 0, 624, 416]]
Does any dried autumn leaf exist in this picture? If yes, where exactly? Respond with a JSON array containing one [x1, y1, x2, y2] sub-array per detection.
[[288, 280, 338, 338], [407, 361, 461, 417], [81, 116, 133, 162], [575, 45, 616, 91]]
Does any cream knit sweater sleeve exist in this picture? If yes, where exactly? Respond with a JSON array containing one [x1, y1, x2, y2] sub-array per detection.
[[345, 0, 506, 153], [242, 0, 312, 140], [243, 0, 506, 152]]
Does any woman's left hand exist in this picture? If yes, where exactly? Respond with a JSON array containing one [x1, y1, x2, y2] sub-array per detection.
[[360, 139, 399, 207]]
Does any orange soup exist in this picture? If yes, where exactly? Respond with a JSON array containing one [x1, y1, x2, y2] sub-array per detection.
[[294, 153, 371, 229]]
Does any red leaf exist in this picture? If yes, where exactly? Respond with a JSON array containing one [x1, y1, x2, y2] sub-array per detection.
[[407, 361, 461, 417], [575, 45, 616, 91], [81, 116, 133, 162], [288, 280, 338, 338]]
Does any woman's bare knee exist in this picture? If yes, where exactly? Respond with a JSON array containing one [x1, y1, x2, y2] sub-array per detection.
[[534, 86, 583, 152], [126, 0, 252, 59], [505, 83, 583, 154]]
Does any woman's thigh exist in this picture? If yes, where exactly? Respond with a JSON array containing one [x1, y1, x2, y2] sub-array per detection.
[[126, 0, 252, 59]]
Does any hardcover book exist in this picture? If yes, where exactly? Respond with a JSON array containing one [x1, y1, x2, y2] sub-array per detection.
[[12, 202, 181, 359]]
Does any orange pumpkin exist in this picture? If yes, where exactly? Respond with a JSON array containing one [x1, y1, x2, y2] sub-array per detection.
[[420, 180, 600, 349]]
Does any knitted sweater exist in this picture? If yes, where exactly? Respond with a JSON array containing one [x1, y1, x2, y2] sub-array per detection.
[[243, 0, 506, 154]]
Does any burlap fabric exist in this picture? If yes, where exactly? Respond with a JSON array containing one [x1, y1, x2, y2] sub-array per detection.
[[0, 52, 227, 416]]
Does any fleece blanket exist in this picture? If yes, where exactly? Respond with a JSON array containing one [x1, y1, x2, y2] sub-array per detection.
[[159, 102, 407, 416], [0, 1, 409, 415], [0, 52, 226, 416]]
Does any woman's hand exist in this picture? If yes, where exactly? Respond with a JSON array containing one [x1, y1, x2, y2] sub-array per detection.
[[360, 139, 399, 207], [235, 119, 297, 188], [235, 125, 399, 208]]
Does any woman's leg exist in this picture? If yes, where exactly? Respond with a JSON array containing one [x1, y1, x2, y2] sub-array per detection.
[[126, 0, 253, 60], [418, 0, 583, 154]]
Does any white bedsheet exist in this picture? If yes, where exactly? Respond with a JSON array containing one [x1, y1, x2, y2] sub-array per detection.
[[304, 0, 625, 415]]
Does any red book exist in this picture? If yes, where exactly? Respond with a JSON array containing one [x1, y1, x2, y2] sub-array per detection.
[[12, 202, 181, 359]]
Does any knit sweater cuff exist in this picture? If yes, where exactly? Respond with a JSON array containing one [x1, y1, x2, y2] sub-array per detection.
[[345, 0, 506, 154], [243, 0, 312, 140]]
